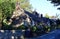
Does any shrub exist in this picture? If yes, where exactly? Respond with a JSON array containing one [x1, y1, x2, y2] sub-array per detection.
[[17, 25, 25, 30]]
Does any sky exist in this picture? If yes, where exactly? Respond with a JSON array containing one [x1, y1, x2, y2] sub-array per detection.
[[29, 0, 60, 16]]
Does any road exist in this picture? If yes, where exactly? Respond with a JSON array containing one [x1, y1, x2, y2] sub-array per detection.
[[29, 29, 60, 39], [0, 29, 60, 39]]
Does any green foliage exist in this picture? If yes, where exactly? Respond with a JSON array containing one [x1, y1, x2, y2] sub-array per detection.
[[12, 0, 32, 12], [2, 19, 12, 29], [0, 11, 2, 21], [57, 25, 60, 29], [48, 0, 60, 10], [2, 24, 12, 30], [0, 0, 15, 19], [17, 25, 25, 30], [2, 23, 12, 29], [31, 26, 37, 32], [0, 4, 2, 22], [45, 26, 50, 32], [45, 13, 49, 18]]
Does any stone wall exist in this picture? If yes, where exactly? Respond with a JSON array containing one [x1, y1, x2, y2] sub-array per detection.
[[0, 30, 25, 39]]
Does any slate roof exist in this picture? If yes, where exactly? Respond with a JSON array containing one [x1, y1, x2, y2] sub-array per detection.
[[24, 10, 41, 23], [11, 9, 55, 27], [24, 10, 50, 23]]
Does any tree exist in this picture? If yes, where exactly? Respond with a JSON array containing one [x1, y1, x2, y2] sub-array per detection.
[[47, 0, 60, 10], [0, 0, 32, 20], [45, 13, 50, 18], [11, 0, 32, 12], [0, 7, 2, 21], [0, 6, 2, 27], [0, 0, 15, 20]]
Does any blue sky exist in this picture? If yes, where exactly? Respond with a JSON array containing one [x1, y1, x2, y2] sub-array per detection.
[[29, 0, 60, 16]]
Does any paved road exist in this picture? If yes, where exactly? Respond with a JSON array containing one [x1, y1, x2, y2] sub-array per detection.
[[28, 29, 60, 39], [0, 29, 60, 39]]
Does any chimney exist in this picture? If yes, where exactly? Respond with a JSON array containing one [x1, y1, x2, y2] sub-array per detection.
[[41, 14, 43, 18]]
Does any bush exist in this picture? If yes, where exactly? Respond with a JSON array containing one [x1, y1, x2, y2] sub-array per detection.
[[17, 25, 25, 30], [2, 23, 13, 30], [31, 26, 37, 32], [2, 19, 13, 29]]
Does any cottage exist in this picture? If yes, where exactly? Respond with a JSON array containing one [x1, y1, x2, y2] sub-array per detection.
[[7, 0, 57, 28]]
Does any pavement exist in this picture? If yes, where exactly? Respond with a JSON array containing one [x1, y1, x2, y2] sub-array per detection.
[[28, 29, 60, 39], [0, 29, 60, 39]]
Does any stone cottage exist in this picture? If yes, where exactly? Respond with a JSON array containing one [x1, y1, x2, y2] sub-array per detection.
[[9, 0, 52, 28]]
